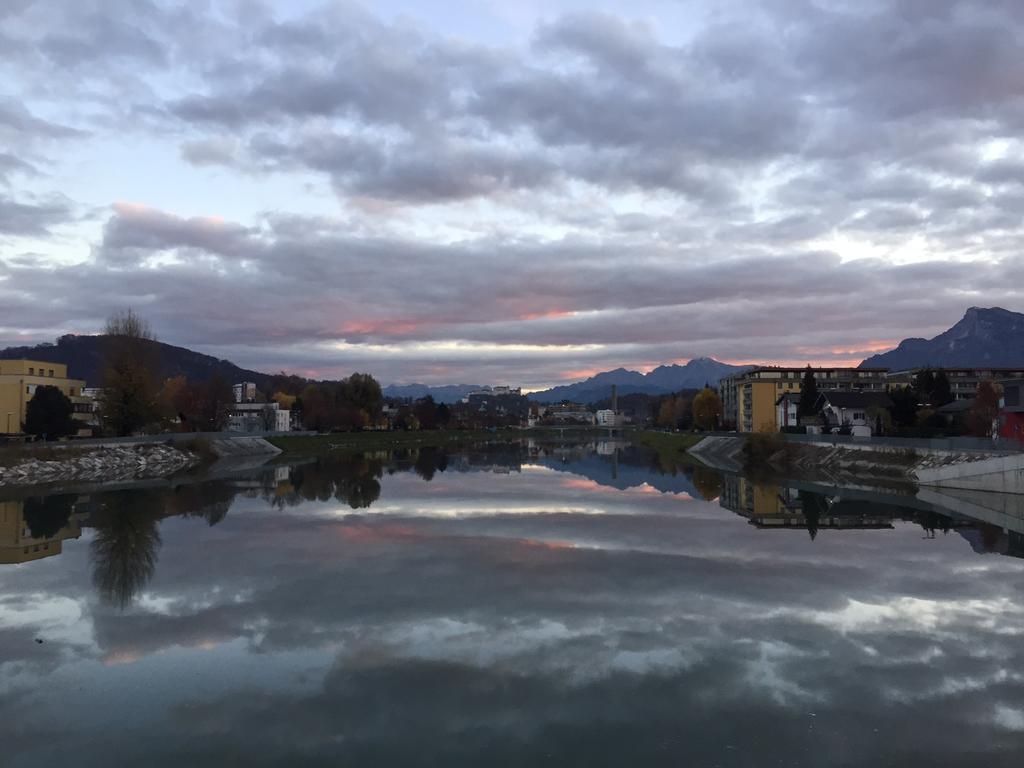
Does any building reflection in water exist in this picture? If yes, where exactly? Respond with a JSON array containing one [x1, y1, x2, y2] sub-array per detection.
[[718, 473, 1024, 556], [0, 495, 86, 564], [3, 440, 1024, 610]]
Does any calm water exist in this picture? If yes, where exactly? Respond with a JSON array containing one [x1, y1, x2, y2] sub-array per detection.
[[2, 440, 1024, 766]]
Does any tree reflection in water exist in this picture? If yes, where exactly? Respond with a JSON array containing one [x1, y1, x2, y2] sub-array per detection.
[[89, 490, 164, 610]]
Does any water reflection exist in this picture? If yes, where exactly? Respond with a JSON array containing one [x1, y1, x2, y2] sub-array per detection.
[[717, 473, 1024, 557], [1, 439, 1024, 765], [3, 439, 1024, 606]]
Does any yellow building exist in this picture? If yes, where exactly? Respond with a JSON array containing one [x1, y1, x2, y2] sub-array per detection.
[[722, 366, 889, 433], [0, 499, 84, 564], [0, 359, 89, 435]]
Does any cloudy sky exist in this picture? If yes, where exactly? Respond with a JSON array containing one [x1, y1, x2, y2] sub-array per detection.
[[3, 0, 1024, 388]]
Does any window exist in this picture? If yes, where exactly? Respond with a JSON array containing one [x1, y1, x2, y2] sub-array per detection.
[[853, 411, 865, 421], [28, 367, 34, 375], [48, 369, 54, 377]]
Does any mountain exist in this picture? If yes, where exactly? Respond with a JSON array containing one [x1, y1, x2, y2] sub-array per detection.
[[382, 383, 483, 404], [529, 358, 751, 404], [860, 307, 1024, 370], [0, 334, 274, 387]]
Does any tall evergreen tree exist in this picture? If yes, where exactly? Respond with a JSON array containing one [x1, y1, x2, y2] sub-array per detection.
[[931, 370, 953, 407], [797, 366, 820, 421]]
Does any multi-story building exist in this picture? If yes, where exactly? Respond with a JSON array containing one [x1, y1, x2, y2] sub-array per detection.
[[226, 401, 291, 433], [720, 367, 889, 433], [233, 381, 258, 404], [0, 359, 89, 435], [885, 368, 1024, 400], [999, 378, 1024, 445]]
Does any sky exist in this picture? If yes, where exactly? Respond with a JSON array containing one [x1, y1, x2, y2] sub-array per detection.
[[2, 0, 1024, 388]]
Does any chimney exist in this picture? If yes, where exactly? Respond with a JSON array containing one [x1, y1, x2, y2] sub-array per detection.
[[611, 384, 618, 413]]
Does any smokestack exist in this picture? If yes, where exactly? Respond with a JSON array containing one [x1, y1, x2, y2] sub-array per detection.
[[611, 384, 618, 413]]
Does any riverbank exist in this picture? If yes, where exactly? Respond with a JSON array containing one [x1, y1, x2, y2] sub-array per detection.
[[0, 443, 199, 487]]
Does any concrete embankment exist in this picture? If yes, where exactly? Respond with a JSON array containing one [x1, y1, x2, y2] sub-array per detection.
[[916, 453, 1024, 494], [688, 434, 1015, 490], [0, 435, 281, 488]]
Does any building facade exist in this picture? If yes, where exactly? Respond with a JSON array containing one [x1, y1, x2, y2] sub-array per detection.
[[0, 359, 89, 435], [885, 368, 1024, 400], [226, 402, 291, 433], [720, 367, 889, 433]]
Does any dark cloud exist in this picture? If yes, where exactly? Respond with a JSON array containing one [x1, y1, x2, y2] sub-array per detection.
[[3, 1, 1024, 382]]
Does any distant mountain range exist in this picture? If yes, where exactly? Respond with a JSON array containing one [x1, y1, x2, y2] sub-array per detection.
[[528, 358, 751, 404], [860, 307, 1024, 370], [381, 383, 484, 404], [0, 334, 274, 388]]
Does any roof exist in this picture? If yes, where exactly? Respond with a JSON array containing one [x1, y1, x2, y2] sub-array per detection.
[[775, 393, 801, 405], [936, 398, 975, 414], [817, 391, 893, 409]]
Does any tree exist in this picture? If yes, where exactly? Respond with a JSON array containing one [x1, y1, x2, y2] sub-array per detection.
[[914, 368, 936, 404], [967, 380, 1001, 437], [24, 385, 76, 440], [99, 308, 160, 436], [691, 387, 723, 431], [436, 402, 451, 428], [657, 397, 676, 428], [889, 386, 919, 428], [797, 366, 820, 422], [931, 370, 953, 407], [413, 396, 438, 430]]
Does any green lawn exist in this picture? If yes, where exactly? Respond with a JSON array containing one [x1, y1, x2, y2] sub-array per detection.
[[633, 430, 705, 451]]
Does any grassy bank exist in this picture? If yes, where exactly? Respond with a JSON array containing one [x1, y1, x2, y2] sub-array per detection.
[[633, 431, 705, 454]]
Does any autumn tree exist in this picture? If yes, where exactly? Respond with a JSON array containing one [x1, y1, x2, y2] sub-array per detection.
[[967, 380, 1001, 437], [99, 308, 160, 436], [691, 387, 723, 431], [24, 385, 76, 440]]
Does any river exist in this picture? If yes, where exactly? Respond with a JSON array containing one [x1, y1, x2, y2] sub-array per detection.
[[2, 438, 1023, 766]]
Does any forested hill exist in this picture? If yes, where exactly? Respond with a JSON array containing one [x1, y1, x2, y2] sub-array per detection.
[[0, 334, 273, 387]]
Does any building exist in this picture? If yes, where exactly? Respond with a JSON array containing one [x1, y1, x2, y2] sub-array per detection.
[[460, 385, 522, 403], [595, 409, 626, 427], [816, 391, 893, 435], [998, 378, 1024, 445], [720, 367, 889, 433], [233, 381, 258, 404], [884, 368, 1024, 400], [226, 401, 291, 433], [0, 359, 89, 436], [543, 403, 595, 425], [776, 393, 800, 429]]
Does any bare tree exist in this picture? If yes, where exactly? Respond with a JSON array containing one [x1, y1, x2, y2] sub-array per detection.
[[99, 308, 160, 436]]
